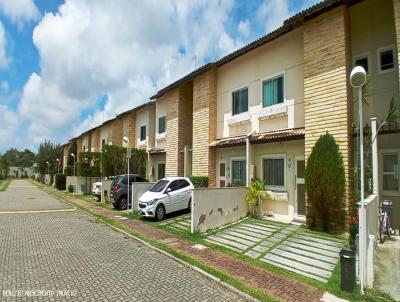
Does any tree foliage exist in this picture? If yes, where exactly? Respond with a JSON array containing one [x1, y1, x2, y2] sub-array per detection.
[[1, 148, 35, 167], [77, 152, 101, 177], [305, 133, 346, 234], [35, 140, 63, 174], [101, 145, 146, 177]]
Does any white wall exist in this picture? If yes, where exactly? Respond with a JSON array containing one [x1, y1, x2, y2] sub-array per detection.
[[191, 187, 248, 233], [131, 182, 156, 211], [135, 107, 149, 149], [216, 28, 305, 139], [66, 176, 101, 195]]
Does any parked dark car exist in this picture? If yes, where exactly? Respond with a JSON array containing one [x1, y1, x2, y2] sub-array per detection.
[[110, 174, 148, 210]]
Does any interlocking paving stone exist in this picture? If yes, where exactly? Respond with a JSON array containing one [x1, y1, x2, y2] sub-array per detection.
[[236, 225, 272, 236], [278, 245, 338, 265], [252, 221, 281, 229], [0, 181, 245, 302], [228, 228, 266, 239], [242, 223, 276, 232], [252, 242, 274, 253]]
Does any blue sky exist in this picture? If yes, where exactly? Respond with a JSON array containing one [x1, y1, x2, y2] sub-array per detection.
[[0, 0, 319, 152]]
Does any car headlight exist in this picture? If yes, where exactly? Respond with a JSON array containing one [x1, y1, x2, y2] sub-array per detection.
[[147, 199, 158, 206]]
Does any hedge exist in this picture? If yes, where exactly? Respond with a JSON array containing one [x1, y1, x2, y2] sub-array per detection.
[[54, 173, 66, 190], [189, 176, 209, 188]]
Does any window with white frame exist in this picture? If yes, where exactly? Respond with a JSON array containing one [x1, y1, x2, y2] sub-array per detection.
[[231, 159, 246, 186], [382, 152, 399, 192], [158, 116, 166, 134], [262, 74, 284, 107], [232, 87, 248, 115], [262, 155, 285, 189], [140, 125, 146, 141], [378, 46, 395, 72]]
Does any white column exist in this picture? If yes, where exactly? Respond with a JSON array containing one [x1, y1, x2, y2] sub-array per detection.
[[184, 145, 188, 177], [246, 137, 251, 187]]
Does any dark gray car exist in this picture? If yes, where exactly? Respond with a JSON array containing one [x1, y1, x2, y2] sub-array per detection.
[[110, 174, 148, 210]]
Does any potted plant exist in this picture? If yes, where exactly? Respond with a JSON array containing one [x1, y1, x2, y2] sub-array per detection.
[[245, 178, 269, 217]]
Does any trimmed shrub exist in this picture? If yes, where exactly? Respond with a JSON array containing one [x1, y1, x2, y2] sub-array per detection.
[[189, 176, 209, 188], [68, 184, 74, 193], [64, 165, 74, 176], [305, 132, 346, 234], [49, 174, 54, 186], [54, 173, 66, 190]]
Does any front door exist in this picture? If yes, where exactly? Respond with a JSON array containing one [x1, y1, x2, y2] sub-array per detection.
[[295, 158, 306, 217]]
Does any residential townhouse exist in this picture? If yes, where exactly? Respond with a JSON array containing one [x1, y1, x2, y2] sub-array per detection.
[[63, 0, 400, 226]]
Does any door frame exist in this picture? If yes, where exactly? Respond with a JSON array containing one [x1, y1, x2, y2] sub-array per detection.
[[294, 156, 306, 219], [218, 160, 227, 187]]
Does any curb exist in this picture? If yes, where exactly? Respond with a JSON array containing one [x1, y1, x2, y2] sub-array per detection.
[[41, 186, 260, 302]]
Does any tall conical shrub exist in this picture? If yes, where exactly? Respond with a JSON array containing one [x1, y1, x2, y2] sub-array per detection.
[[305, 132, 346, 233]]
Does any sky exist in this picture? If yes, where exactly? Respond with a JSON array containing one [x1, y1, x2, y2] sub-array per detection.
[[0, 0, 320, 152]]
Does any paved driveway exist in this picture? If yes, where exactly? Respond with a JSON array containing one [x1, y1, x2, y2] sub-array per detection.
[[0, 180, 246, 301]]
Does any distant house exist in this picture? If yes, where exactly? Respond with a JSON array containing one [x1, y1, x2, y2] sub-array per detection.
[[8, 166, 33, 178]]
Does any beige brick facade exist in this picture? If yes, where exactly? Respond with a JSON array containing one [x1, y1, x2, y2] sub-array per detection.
[[91, 128, 100, 152], [303, 6, 353, 197], [111, 118, 123, 147], [192, 69, 217, 186]]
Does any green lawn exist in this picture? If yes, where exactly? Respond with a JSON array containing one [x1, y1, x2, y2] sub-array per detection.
[[0, 178, 11, 192]]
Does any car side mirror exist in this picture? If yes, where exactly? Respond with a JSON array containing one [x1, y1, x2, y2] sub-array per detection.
[[166, 188, 171, 194]]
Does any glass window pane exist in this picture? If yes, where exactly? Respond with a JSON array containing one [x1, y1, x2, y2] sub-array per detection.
[[383, 175, 399, 191], [232, 88, 248, 115], [263, 75, 284, 107], [263, 158, 284, 187], [158, 116, 166, 134], [231, 160, 246, 186], [297, 160, 305, 179], [383, 154, 398, 172], [380, 50, 394, 70], [140, 126, 146, 141], [220, 163, 225, 177], [355, 57, 369, 73]]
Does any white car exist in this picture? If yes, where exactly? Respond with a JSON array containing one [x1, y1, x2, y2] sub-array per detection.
[[138, 177, 194, 221], [92, 181, 102, 201]]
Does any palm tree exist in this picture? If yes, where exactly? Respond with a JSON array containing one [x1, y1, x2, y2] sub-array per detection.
[[245, 178, 270, 217]]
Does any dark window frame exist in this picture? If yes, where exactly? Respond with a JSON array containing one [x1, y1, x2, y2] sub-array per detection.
[[140, 125, 147, 141], [232, 87, 249, 116]]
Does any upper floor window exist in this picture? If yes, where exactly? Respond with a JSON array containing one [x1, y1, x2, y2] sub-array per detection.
[[378, 46, 395, 73], [158, 116, 166, 134], [140, 125, 146, 141], [263, 74, 284, 107], [354, 54, 369, 74], [232, 87, 248, 115]]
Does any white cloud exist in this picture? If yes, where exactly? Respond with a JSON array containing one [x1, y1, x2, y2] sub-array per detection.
[[0, 0, 40, 28], [0, 105, 19, 148], [0, 21, 9, 68], [238, 19, 250, 37], [18, 0, 243, 144], [257, 0, 290, 33]]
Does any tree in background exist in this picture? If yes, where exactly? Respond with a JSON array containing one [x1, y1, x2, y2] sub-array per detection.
[[305, 132, 346, 234], [0, 154, 9, 178], [35, 140, 63, 175], [2, 148, 35, 167]]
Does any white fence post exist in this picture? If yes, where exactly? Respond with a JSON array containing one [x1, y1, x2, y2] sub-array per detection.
[[371, 118, 378, 195]]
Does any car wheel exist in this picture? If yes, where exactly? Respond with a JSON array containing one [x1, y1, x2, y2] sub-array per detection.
[[119, 197, 128, 210], [155, 205, 165, 221]]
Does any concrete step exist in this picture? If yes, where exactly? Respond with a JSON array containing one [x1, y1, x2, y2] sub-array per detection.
[[207, 235, 248, 251], [278, 244, 338, 265], [217, 233, 255, 247], [228, 228, 266, 239], [288, 238, 342, 253], [282, 241, 338, 258], [223, 230, 261, 243], [205, 239, 242, 253], [237, 225, 273, 236], [295, 233, 344, 248]]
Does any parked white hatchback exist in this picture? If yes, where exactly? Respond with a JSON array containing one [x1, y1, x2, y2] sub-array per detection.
[[138, 177, 194, 221]]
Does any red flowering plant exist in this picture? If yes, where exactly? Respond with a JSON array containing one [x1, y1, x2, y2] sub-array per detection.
[[348, 214, 359, 251]]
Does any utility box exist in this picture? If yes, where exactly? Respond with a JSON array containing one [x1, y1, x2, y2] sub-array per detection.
[[340, 249, 356, 292]]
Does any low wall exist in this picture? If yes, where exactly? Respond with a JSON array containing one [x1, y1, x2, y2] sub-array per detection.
[[131, 182, 156, 211], [191, 187, 248, 233], [66, 176, 101, 195], [365, 194, 379, 237]]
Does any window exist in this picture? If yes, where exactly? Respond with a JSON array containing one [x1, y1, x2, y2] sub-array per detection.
[[158, 116, 166, 134], [178, 179, 190, 189], [232, 87, 248, 115], [379, 47, 395, 72], [102, 139, 106, 147], [150, 180, 169, 192], [231, 159, 246, 186], [382, 152, 399, 192], [157, 163, 165, 180], [262, 156, 285, 188], [355, 55, 369, 73], [140, 125, 146, 141], [263, 74, 284, 107], [167, 180, 180, 192]]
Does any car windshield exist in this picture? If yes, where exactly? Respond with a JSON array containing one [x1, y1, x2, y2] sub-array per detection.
[[149, 180, 169, 192]]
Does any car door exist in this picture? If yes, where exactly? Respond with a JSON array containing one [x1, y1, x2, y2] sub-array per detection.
[[177, 180, 191, 211], [165, 180, 180, 213]]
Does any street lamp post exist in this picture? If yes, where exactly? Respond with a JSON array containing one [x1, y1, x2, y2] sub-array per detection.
[[56, 158, 60, 174], [123, 136, 131, 212], [71, 153, 76, 195], [45, 161, 50, 174], [350, 66, 367, 294]]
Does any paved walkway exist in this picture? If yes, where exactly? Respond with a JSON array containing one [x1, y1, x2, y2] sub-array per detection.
[[0, 180, 246, 301], [43, 185, 327, 302], [206, 219, 344, 283], [157, 213, 191, 232]]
